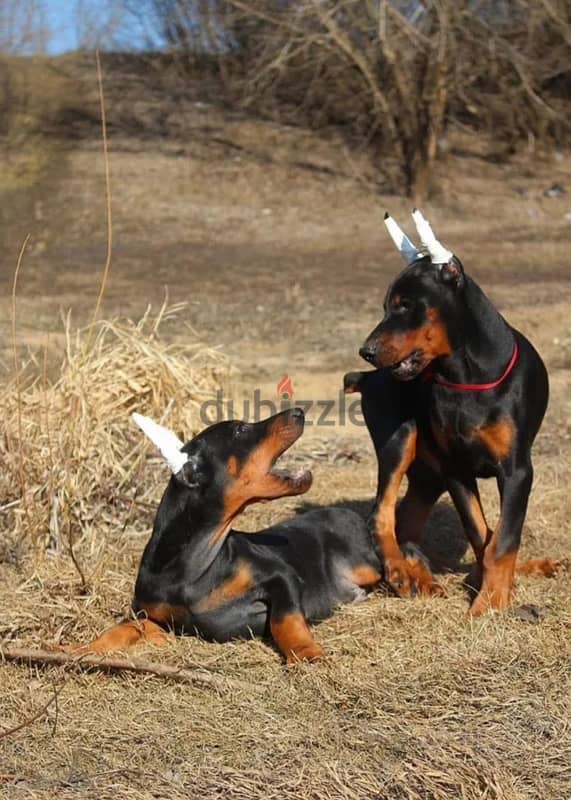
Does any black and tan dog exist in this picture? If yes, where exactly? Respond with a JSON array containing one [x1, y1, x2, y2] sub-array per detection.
[[345, 210, 563, 615], [65, 408, 391, 663]]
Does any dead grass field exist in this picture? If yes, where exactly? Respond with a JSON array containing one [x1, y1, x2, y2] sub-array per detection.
[[1, 54, 570, 800]]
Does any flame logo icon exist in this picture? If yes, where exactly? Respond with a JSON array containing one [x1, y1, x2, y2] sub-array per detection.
[[277, 374, 294, 399]]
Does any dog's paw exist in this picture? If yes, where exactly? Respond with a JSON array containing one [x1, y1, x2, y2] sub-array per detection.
[[384, 556, 412, 595], [286, 642, 325, 665], [467, 587, 512, 617], [384, 555, 445, 598]]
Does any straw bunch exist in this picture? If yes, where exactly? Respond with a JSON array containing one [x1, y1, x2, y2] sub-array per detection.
[[0, 302, 231, 567]]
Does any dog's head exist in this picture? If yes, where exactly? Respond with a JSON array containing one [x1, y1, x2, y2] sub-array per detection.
[[133, 408, 312, 520], [359, 210, 465, 380]]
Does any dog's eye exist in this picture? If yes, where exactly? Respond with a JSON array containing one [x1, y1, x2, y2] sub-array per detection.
[[393, 299, 410, 313]]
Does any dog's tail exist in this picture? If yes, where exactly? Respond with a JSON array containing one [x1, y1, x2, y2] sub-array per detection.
[[516, 557, 568, 577]]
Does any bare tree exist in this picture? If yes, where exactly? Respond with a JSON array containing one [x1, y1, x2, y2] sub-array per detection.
[[121, 1, 571, 196], [217, 0, 569, 197], [0, 0, 50, 54], [73, 0, 130, 51]]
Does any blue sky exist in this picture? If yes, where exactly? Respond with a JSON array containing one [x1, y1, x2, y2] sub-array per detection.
[[45, 0, 77, 54], [44, 0, 150, 54]]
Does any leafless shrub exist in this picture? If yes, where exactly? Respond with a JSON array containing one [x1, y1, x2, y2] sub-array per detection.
[[130, 0, 571, 197]]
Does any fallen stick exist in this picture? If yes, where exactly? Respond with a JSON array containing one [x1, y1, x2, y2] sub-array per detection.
[[0, 648, 261, 694]]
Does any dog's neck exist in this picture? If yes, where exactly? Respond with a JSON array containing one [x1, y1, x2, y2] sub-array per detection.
[[137, 479, 235, 588], [434, 275, 515, 385]]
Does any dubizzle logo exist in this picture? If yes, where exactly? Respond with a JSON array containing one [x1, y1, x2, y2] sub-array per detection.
[[200, 375, 364, 427], [277, 374, 294, 399]]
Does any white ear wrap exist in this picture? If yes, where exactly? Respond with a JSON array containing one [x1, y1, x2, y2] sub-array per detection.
[[132, 412, 188, 474], [411, 208, 453, 264], [384, 212, 421, 264]]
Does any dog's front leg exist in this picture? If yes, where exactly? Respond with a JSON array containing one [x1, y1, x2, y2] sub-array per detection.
[[373, 422, 443, 597], [469, 459, 533, 616], [56, 618, 169, 654]]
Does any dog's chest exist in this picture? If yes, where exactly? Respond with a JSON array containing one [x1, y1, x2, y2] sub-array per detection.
[[424, 401, 512, 477]]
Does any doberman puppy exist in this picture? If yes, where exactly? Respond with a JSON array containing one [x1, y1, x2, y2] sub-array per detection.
[[66, 408, 386, 663], [345, 209, 562, 615]]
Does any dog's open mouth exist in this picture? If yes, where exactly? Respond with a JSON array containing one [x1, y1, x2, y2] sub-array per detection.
[[268, 431, 312, 494], [389, 349, 425, 380], [270, 465, 313, 492], [261, 411, 313, 495]]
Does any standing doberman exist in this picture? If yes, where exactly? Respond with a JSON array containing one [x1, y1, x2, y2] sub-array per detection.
[[64, 409, 387, 663], [345, 210, 562, 614]]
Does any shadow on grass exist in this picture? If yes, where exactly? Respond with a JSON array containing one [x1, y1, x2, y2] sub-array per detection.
[[296, 497, 471, 575]]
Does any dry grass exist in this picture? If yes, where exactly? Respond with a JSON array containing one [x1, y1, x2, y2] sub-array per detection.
[[1, 573, 570, 800], [1, 348, 569, 799], [0, 303, 230, 569]]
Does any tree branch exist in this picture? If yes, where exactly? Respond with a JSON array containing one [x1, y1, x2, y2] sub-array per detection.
[[1, 647, 264, 694], [309, 1, 402, 153]]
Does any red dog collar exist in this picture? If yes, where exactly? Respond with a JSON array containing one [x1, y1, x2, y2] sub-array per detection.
[[423, 342, 519, 391]]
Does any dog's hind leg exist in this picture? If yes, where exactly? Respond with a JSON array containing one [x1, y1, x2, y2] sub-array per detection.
[[397, 460, 445, 546], [446, 476, 492, 561], [264, 572, 324, 665]]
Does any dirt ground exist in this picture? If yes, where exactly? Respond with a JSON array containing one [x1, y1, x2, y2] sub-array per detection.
[[0, 55, 570, 800]]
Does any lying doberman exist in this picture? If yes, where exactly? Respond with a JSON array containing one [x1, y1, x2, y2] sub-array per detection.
[[65, 408, 389, 663], [345, 209, 563, 615]]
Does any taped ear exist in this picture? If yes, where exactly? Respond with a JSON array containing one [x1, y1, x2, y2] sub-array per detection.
[[411, 209, 453, 265], [131, 412, 188, 474], [439, 257, 464, 288], [384, 212, 421, 264]]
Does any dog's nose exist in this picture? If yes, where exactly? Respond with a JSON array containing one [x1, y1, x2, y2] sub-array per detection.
[[359, 344, 377, 365], [291, 407, 304, 421]]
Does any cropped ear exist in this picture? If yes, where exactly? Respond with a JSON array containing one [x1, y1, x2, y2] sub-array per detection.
[[132, 412, 188, 474], [176, 454, 201, 488], [439, 256, 465, 288]]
